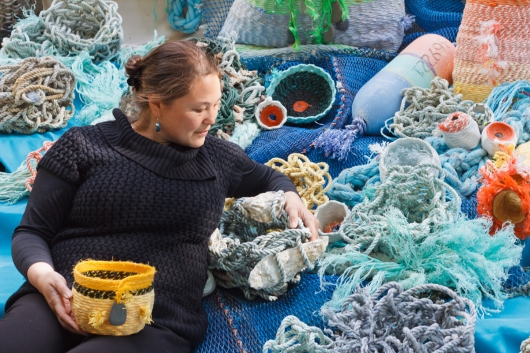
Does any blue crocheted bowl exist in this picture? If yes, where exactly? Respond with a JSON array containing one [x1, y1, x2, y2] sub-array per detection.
[[266, 64, 336, 125]]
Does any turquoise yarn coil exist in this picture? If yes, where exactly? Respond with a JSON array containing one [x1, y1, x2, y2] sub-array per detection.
[[167, 0, 203, 33], [266, 64, 336, 125], [0, 0, 123, 63]]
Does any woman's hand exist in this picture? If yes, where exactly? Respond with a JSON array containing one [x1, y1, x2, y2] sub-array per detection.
[[27, 262, 87, 335], [284, 191, 319, 241]]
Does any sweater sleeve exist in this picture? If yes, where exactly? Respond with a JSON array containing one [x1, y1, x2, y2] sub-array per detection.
[[37, 127, 85, 185], [230, 154, 298, 198], [11, 168, 79, 277]]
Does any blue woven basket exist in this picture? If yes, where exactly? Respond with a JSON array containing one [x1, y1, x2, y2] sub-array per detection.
[[266, 64, 336, 125], [405, 0, 464, 32]]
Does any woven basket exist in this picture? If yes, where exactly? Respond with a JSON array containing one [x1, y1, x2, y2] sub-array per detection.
[[218, 0, 407, 51], [0, 0, 42, 44], [405, 0, 464, 32], [72, 260, 156, 336], [266, 64, 336, 125], [452, 0, 530, 102]]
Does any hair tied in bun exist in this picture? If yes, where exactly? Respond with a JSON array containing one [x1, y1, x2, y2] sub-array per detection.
[[127, 77, 140, 87]]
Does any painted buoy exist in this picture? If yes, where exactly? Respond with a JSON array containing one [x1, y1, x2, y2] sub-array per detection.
[[379, 137, 441, 181], [481, 122, 517, 156], [314, 200, 350, 244], [351, 34, 456, 135], [437, 112, 481, 150], [255, 97, 288, 130]]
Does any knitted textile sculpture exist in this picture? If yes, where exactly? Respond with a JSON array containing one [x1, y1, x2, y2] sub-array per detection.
[[0, 141, 54, 204], [0, 56, 75, 134], [265, 154, 332, 212], [386, 77, 474, 140], [218, 0, 408, 51], [0, 0, 123, 63], [320, 164, 522, 313], [0, 0, 43, 43], [264, 282, 477, 353], [210, 191, 313, 300], [452, 0, 530, 102], [71, 260, 156, 336], [266, 64, 336, 125]]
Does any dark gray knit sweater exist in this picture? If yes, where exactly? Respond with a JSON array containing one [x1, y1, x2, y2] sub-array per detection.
[[8, 109, 297, 344]]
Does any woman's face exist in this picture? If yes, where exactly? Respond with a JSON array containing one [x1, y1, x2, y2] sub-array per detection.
[[155, 73, 222, 148]]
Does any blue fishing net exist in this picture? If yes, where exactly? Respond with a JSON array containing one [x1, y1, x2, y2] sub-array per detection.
[[201, 0, 235, 39], [196, 274, 338, 353], [400, 27, 460, 51], [405, 0, 464, 32]]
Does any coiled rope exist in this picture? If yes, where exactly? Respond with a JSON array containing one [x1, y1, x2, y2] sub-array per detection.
[[0, 0, 123, 63], [0, 56, 75, 133], [0, 141, 55, 204], [166, 0, 202, 34], [385, 77, 474, 140], [264, 282, 477, 353], [522, 337, 530, 353], [211, 191, 313, 300], [194, 37, 264, 144], [265, 153, 332, 212]]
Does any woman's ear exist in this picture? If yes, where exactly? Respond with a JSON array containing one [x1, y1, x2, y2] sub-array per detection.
[[147, 94, 163, 117]]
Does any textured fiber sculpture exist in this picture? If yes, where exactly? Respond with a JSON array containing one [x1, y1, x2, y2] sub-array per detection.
[[71, 260, 156, 336], [452, 0, 530, 102]]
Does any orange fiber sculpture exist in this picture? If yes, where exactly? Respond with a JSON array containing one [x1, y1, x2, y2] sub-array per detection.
[[477, 150, 530, 240]]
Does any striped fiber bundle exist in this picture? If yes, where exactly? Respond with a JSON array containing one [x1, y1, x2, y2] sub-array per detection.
[[452, 0, 530, 102], [218, 0, 407, 51]]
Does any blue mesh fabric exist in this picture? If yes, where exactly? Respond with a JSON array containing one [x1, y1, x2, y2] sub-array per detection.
[[399, 27, 460, 51], [404, 0, 464, 32], [201, 0, 235, 39], [195, 275, 338, 353]]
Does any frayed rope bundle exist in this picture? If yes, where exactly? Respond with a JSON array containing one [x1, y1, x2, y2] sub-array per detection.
[[0, 141, 55, 204], [0, 0, 123, 63], [210, 191, 313, 300], [385, 77, 474, 140], [266, 153, 332, 212], [0, 56, 75, 133], [321, 164, 522, 314], [264, 282, 476, 353], [194, 36, 264, 149]]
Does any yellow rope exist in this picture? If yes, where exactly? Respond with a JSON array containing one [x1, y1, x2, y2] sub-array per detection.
[[265, 153, 332, 212], [73, 260, 156, 304]]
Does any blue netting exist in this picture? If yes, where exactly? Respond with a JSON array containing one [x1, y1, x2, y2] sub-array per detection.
[[239, 45, 396, 76], [405, 0, 464, 32], [504, 266, 530, 291], [399, 27, 460, 51], [201, 0, 235, 39], [245, 54, 389, 179], [195, 274, 339, 353]]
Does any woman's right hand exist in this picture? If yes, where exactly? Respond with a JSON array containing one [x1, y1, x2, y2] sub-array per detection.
[[27, 262, 87, 335]]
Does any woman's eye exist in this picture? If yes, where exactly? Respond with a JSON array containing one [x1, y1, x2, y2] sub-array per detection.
[[193, 109, 203, 113]]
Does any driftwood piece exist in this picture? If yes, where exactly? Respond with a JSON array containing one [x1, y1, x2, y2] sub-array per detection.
[[248, 236, 329, 290]]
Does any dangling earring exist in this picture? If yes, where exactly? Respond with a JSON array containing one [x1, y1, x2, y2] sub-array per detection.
[[155, 117, 161, 132]]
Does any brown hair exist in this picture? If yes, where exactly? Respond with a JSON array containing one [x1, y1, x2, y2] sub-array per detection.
[[124, 40, 221, 120]]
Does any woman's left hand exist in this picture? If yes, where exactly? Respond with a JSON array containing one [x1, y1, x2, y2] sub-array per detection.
[[284, 191, 319, 241]]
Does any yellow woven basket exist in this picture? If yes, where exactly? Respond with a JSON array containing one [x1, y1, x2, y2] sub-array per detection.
[[71, 260, 156, 336]]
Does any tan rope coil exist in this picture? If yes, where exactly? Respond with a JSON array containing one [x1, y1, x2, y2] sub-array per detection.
[[265, 153, 332, 212], [0, 56, 75, 134]]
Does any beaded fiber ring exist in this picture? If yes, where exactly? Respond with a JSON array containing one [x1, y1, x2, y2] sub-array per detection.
[[265, 153, 332, 212]]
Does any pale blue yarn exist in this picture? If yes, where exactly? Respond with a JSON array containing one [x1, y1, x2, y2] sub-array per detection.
[[229, 122, 261, 150], [167, 0, 203, 33], [486, 80, 530, 145]]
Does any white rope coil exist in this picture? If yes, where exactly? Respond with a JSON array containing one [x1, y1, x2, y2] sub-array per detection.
[[0, 56, 75, 134], [481, 122, 518, 156]]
